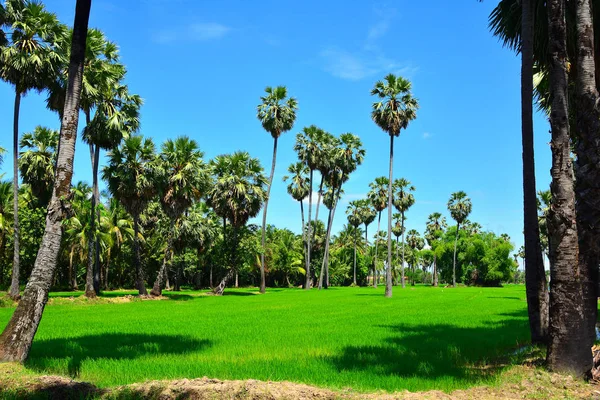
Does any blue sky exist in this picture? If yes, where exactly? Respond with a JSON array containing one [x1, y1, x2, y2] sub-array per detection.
[[0, 0, 552, 268]]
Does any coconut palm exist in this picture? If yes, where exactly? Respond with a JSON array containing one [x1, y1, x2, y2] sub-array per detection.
[[406, 229, 424, 286], [18, 126, 59, 207], [447, 191, 472, 287], [1, 0, 65, 300], [367, 176, 388, 288], [0, 0, 91, 362], [207, 152, 267, 295], [347, 200, 363, 285], [425, 212, 446, 287], [393, 178, 415, 288], [257, 86, 297, 294], [294, 125, 327, 289], [282, 162, 310, 279], [371, 74, 418, 298], [103, 135, 156, 295], [151, 136, 207, 296]]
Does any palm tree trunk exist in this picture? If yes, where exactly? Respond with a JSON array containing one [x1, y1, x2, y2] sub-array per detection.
[[104, 250, 110, 291], [209, 264, 213, 289], [318, 207, 334, 290], [85, 144, 100, 297], [9, 90, 21, 301], [401, 213, 406, 289], [133, 214, 147, 295], [311, 176, 324, 244], [453, 223, 459, 287], [520, 0, 550, 345], [0, 0, 91, 362], [69, 245, 77, 290], [374, 211, 381, 289], [215, 226, 239, 296], [300, 200, 309, 283], [546, 0, 590, 375], [573, 0, 600, 364], [151, 220, 174, 296], [433, 251, 438, 287], [260, 136, 278, 294], [305, 169, 314, 290], [385, 135, 394, 298], [364, 224, 369, 284]]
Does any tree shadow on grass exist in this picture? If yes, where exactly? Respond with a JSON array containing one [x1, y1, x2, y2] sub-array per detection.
[[161, 292, 197, 301], [328, 315, 529, 384], [25, 333, 211, 378]]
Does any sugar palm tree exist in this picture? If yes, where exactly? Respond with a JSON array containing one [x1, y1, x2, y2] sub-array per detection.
[[294, 125, 326, 289], [1, 0, 65, 300], [371, 74, 418, 298], [367, 176, 388, 288], [346, 200, 363, 285], [207, 152, 267, 295], [447, 191, 472, 287], [393, 178, 415, 288], [406, 229, 424, 286], [0, 0, 91, 362], [257, 86, 297, 293], [282, 162, 310, 279], [18, 126, 59, 207], [150, 137, 206, 296], [425, 212, 446, 287], [103, 135, 156, 295]]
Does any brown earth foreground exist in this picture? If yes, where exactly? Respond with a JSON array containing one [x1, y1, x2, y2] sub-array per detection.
[[2, 363, 600, 400]]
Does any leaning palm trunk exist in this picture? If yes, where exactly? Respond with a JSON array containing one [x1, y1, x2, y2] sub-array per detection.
[[260, 136, 278, 294], [0, 0, 91, 362], [9, 90, 21, 300], [452, 223, 459, 287], [304, 169, 314, 290], [311, 177, 324, 248], [373, 212, 381, 288], [520, 0, 549, 345], [573, 0, 600, 364], [546, 0, 590, 376], [385, 135, 394, 298]]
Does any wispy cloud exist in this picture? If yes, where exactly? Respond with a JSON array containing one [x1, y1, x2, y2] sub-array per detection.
[[154, 22, 231, 44], [423, 132, 432, 139]]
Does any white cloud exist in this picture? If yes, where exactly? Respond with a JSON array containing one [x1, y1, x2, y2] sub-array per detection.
[[154, 22, 231, 44], [423, 132, 432, 139]]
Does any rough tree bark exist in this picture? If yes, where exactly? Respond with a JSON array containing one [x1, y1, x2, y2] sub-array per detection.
[[9, 90, 21, 300], [546, 0, 590, 376], [0, 0, 91, 362], [573, 0, 600, 363], [260, 136, 278, 294]]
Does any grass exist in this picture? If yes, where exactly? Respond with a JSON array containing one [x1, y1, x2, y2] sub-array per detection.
[[0, 285, 532, 393]]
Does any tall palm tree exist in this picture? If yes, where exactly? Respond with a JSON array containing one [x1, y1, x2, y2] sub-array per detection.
[[406, 229, 424, 286], [0, 0, 91, 363], [150, 137, 206, 296], [447, 191, 472, 287], [257, 86, 297, 294], [103, 135, 156, 296], [371, 74, 418, 298], [392, 178, 415, 289], [282, 162, 310, 280], [18, 126, 59, 207], [367, 176, 388, 288], [294, 125, 326, 289], [1, 0, 65, 300], [347, 200, 363, 285], [425, 212, 446, 287], [207, 152, 267, 295]]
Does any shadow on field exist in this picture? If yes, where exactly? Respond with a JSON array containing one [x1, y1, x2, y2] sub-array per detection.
[[26, 333, 211, 377], [162, 293, 196, 301], [329, 312, 529, 383]]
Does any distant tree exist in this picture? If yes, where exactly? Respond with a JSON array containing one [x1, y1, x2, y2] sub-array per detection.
[[447, 191, 472, 287], [406, 229, 424, 286], [371, 74, 418, 298], [346, 200, 363, 285], [393, 178, 415, 288], [367, 176, 388, 288], [425, 212, 446, 287], [257, 86, 297, 294]]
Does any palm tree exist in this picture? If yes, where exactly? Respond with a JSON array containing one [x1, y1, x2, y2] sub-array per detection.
[[294, 125, 326, 289], [425, 212, 446, 287], [64, 181, 92, 290], [103, 198, 133, 290], [282, 162, 310, 281], [392, 178, 415, 289], [357, 198, 376, 283], [391, 213, 404, 285], [347, 200, 363, 285], [1, 0, 65, 300], [207, 152, 267, 295], [406, 229, 424, 286], [371, 74, 418, 298], [103, 135, 156, 295], [0, 0, 91, 363], [367, 176, 388, 288], [18, 126, 59, 207], [447, 191, 472, 287], [151, 136, 206, 296], [257, 86, 297, 294]]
